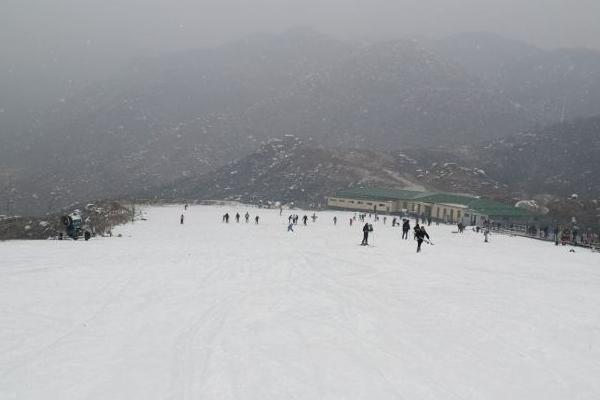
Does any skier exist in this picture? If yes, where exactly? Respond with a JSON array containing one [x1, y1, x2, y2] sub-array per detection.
[[184, 204, 188, 211], [392, 217, 397, 227], [255, 215, 259, 224], [484, 228, 490, 243], [280, 206, 283, 216], [333, 216, 337, 225], [383, 216, 387, 224], [311, 213, 317, 223], [245, 212, 250, 223], [235, 213, 240, 223], [303, 215, 308, 225], [223, 213, 230, 223], [402, 219, 410, 240], [349, 218, 353, 226], [415, 226, 430, 253], [361, 223, 371, 246], [180, 214, 184, 225], [413, 223, 420, 240], [287, 223, 294, 232]]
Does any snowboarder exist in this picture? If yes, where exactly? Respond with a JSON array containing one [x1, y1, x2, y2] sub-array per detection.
[[255, 215, 259, 224], [235, 213, 240, 223], [361, 223, 371, 246], [245, 212, 250, 223], [180, 214, 184, 225], [333, 216, 337, 225], [415, 226, 430, 253], [402, 219, 410, 240]]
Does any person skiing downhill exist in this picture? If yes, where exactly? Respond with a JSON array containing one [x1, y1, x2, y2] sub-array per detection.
[[361, 223, 372, 246], [415, 226, 430, 253], [333, 216, 337, 225], [235, 213, 240, 223], [255, 215, 260, 224], [180, 214, 184, 225], [245, 212, 250, 223], [303, 215, 308, 225], [413, 223, 420, 240]]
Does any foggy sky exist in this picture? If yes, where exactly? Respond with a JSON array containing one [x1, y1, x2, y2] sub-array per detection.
[[2, 0, 600, 112]]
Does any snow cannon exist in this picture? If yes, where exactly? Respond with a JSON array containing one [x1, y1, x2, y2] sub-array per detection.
[[60, 212, 91, 240]]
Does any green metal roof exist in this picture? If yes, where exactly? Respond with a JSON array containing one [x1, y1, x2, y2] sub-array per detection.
[[333, 187, 533, 218], [334, 187, 432, 202], [415, 193, 477, 205]]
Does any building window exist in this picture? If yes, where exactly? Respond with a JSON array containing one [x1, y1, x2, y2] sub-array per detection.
[[379, 203, 386, 207], [358, 201, 363, 204], [436, 208, 440, 218], [403, 202, 408, 209], [366, 202, 373, 205], [349, 201, 355, 204], [457, 211, 461, 219], [339, 199, 345, 203]]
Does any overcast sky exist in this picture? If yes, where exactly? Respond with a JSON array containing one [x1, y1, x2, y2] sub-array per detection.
[[2, 0, 600, 110]]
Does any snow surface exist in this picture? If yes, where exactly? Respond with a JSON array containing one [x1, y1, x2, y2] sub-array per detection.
[[1, 205, 600, 399]]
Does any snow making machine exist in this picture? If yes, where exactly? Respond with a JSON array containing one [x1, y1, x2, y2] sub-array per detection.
[[60, 211, 91, 240]]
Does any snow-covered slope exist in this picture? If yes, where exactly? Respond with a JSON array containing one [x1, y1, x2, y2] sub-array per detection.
[[1, 205, 599, 399]]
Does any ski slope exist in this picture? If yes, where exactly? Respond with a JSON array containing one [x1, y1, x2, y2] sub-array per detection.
[[1, 205, 599, 399]]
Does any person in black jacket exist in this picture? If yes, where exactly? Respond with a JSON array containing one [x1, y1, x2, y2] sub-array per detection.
[[361, 223, 370, 246], [415, 226, 430, 253], [402, 219, 410, 240]]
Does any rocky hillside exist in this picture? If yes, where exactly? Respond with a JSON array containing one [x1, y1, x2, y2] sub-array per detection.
[[470, 117, 600, 198], [157, 135, 513, 208]]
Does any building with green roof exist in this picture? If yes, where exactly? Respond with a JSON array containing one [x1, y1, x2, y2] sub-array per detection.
[[328, 187, 533, 225]]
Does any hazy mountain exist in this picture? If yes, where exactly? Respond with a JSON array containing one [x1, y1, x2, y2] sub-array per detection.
[[3, 30, 600, 217], [471, 116, 600, 198], [435, 32, 600, 122]]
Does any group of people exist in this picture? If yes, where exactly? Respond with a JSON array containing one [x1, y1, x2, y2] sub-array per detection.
[[287, 213, 318, 231], [222, 212, 259, 224], [359, 215, 431, 252]]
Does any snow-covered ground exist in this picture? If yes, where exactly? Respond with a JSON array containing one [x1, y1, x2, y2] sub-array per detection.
[[1, 205, 599, 399]]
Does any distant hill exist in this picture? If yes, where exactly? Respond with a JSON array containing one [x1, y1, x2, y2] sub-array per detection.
[[435, 32, 600, 122], [2, 30, 600, 216], [469, 117, 600, 198]]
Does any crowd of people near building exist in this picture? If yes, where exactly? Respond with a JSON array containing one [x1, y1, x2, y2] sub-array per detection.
[[177, 204, 599, 252]]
